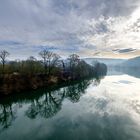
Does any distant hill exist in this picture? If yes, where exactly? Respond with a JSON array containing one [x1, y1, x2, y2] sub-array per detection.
[[123, 56, 140, 68], [84, 56, 140, 78], [84, 58, 125, 67]]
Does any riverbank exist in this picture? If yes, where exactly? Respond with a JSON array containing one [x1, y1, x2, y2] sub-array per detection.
[[0, 63, 107, 96]]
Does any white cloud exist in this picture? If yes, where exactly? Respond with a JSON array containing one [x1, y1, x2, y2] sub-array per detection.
[[0, 0, 140, 58]]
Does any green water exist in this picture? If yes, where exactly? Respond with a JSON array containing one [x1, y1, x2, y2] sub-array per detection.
[[0, 70, 140, 140]]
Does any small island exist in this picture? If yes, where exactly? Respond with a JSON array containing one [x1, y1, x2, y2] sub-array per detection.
[[0, 49, 107, 95]]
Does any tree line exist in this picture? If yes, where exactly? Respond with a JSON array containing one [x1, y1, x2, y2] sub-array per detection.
[[0, 49, 99, 80]]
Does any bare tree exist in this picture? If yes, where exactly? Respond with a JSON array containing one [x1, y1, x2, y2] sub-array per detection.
[[68, 54, 80, 68], [27, 56, 37, 74], [39, 49, 51, 73], [49, 53, 61, 74], [39, 49, 60, 75], [67, 54, 80, 79], [0, 50, 10, 73]]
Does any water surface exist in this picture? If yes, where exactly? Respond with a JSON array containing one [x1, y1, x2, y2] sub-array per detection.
[[0, 69, 140, 140]]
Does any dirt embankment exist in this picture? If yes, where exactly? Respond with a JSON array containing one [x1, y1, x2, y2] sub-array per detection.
[[0, 74, 63, 95]]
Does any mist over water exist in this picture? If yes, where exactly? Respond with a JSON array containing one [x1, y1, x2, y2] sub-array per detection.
[[0, 67, 140, 140]]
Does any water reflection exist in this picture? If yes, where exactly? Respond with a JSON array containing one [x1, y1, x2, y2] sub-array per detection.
[[0, 103, 16, 131], [25, 80, 92, 119], [0, 75, 105, 131]]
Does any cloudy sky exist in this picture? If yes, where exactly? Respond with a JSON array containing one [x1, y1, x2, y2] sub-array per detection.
[[0, 0, 140, 59]]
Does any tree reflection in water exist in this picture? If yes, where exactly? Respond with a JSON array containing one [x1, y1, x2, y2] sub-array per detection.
[[0, 74, 106, 131], [0, 103, 16, 132], [26, 73, 106, 119], [25, 79, 92, 119]]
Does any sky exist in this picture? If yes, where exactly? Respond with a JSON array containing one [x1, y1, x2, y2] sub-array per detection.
[[0, 0, 140, 59]]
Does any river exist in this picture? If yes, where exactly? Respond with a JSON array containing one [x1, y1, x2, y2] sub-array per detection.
[[0, 68, 140, 140]]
